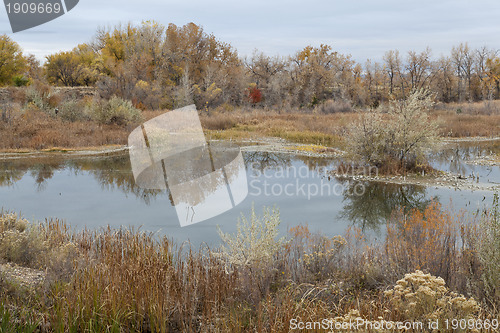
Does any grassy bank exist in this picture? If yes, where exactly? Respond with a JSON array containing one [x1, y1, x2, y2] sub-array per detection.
[[0, 196, 498, 332], [203, 100, 500, 144], [1, 90, 500, 152]]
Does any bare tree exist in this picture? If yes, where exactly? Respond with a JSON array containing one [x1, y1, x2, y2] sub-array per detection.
[[451, 43, 474, 101], [405, 48, 434, 93], [383, 50, 402, 96]]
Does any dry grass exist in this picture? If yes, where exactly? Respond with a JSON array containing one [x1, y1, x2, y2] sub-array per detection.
[[433, 100, 500, 137], [435, 99, 500, 115], [0, 106, 163, 151], [1, 98, 500, 152], [0, 198, 498, 332], [202, 106, 500, 149], [202, 110, 350, 148], [435, 113, 500, 137]]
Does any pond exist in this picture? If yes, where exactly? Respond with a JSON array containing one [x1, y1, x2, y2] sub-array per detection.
[[430, 140, 500, 183], [0, 142, 498, 247]]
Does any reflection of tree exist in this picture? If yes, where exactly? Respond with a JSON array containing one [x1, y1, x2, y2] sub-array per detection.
[[0, 154, 163, 204], [30, 164, 58, 191], [69, 155, 163, 205], [295, 155, 335, 173], [339, 180, 435, 232], [244, 151, 291, 174], [431, 145, 472, 176], [0, 162, 26, 186], [0, 159, 65, 191], [0, 148, 246, 207]]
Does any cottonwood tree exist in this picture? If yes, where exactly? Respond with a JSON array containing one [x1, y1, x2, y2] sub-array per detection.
[[364, 59, 385, 106], [475, 46, 498, 100], [25, 54, 43, 82], [486, 56, 500, 99], [45, 51, 85, 86], [158, 22, 242, 108], [289, 44, 336, 106], [245, 51, 286, 107], [0, 35, 26, 86], [38, 21, 500, 109], [451, 43, 475, 101], [383, 50, 402, 96], [432, 56, 456, 102], [405, 48, 434, 94], [45, 44, 100, 87]]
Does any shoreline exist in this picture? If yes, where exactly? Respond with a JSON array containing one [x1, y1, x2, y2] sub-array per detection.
[[1, 135, 499, 158], [0, 137, 498, 192]]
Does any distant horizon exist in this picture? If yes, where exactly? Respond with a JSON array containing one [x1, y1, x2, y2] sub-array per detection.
[[2, 0, 500, 63]]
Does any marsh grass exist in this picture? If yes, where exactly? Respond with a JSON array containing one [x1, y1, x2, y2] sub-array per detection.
[[202, 111, 347, 148], [1, 95, 499, 152], [0, 198, 499, 332]]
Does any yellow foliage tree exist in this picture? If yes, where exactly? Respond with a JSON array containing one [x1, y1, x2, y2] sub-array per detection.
[[0, 34, 27, 86]]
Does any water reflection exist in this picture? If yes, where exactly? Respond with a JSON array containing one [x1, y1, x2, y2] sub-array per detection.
[[244, 151, 292, 173], [430, 141, 500, 177], [429, 141, 500, 186], [339, 180, 435, 232], [79, 155, 164, 205], [0, 145, 497, 244], [0, 164, 26, 187], [0, 154, 164, 204]]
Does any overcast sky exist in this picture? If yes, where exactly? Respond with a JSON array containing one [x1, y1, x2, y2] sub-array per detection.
[[1, 0, 499, 63]]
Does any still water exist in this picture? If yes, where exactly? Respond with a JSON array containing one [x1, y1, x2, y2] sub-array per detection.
[[0, 143, 498, 246]]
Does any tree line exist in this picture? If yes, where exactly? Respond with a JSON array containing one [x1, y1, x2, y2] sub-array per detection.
[[1, 21, 500, 110]]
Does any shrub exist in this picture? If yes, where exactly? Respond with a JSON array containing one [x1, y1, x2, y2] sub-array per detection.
[[385, 270, 480, 327], [12, 75, 29, 87], [314, 99, 352, 114], [0, 213, 43, 266], [347, 89, 438, 171], [217, 205, 285, 268], [0, 103, 19, 124], [58, 99, 90, 122], [385, 202, 460, 282], [24, 83, 61, 115], [289, 224, 347, 281], [87, 96, 143, 125], [0, 212, 77, 276]]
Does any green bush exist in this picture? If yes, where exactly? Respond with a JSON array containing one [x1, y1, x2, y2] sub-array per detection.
[[12, 75, 29, 87], [87, 96, 143, 125]]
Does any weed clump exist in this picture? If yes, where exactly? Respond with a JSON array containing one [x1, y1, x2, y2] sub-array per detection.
[[217, 205, 284, 268], [385, 270, 480, 324], [86, 96, 143, 125], [478, 193, 500, 306]]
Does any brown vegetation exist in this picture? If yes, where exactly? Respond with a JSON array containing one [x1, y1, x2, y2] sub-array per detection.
[[0, 196, 498, 331], [1, 97, 499, 152]]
